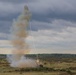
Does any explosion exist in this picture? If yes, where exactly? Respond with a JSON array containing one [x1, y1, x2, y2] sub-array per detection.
[[7, 6, 37, 68]]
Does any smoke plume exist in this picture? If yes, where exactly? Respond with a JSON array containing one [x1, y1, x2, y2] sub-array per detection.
[[7, 6, 37, 68]]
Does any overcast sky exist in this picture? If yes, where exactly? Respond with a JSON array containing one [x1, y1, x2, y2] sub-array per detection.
[[0, 0, 76, 54]]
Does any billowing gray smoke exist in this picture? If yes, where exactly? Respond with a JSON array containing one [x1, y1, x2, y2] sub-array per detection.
[[7, 6, 37, 68]]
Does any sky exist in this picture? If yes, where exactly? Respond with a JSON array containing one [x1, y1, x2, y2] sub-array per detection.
[[0, 0, 76, 54]]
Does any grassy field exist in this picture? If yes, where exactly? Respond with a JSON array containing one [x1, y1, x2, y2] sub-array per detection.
[[0, 72, 63, 75], [0, 54, 76, 75]]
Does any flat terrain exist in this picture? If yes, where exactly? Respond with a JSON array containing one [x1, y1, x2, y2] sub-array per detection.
[[0, 72, 74, 75], [0, 54, 76, 75]]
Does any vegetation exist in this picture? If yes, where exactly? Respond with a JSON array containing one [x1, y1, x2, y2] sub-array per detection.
[[0, 54, 76, 75]]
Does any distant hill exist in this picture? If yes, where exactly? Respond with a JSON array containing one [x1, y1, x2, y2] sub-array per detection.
[[0, 54, 76, 59]]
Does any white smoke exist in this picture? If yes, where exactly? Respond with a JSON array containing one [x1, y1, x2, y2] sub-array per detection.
[[7, 6, 38, 68]]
